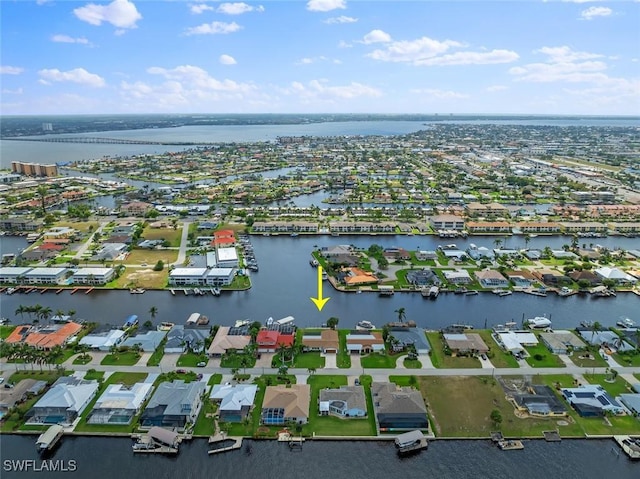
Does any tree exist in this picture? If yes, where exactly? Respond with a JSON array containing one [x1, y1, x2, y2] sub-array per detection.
[[276, 343, 288, 366], [37, 184, 49, 216], [490, 409, 502, 426], [278, 365, 289, 378], [592, 321, 602, 343], [307, 367, 317, 375], [326, 317, 339, 330], [394, 307, 406, 324]]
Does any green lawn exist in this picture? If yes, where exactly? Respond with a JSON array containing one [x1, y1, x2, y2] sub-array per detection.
[[426, 332, 481, 369], [476, 330, 519, 368], [177, 351, 209, 367], [337, 330, 351, 368], [0, 325, 16, 339], [360, 352, 399, 368], [583, 374, 634, 397], [146, 347, 165, 366], [193, 400, 217, 436], [293, 352, 325, 369], [303, 375, 376, 436], [389, 375, 420, 388], [613, 351, 640, 367], [220, 353, 256, 369], [524, 343, 566, 368], [72, 354, 92, 365], [403, 359, 422, 369], [83, 370, 105, 381], [100, 351, 142, 366], [208, 374, 223, 386], [568, 350, 608, 368]]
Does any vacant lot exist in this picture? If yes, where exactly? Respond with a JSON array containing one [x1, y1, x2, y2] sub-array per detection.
[[142, 227, 182, 247], [124, 249, 178, 266], [113, 267, 168, 289]]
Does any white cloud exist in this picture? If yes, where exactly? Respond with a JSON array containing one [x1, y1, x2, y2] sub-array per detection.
[[74, 0, 142, 29], [2, 88, 23, 95], [295, 55, 338, 65], [190, 4, 214, 15], [307, 0, 346, 12], [217, 2, 264, 15], [146, 65, 254, 93], [51, 34, 90, 44], [219, 54, 237, 65], [1, 66, 25, 75], [580, 6, 612, 20], [338, 40, 352, 48], [324, 15, 357, 24], [486, 85, 508, 92], [536, 46, 603, 63], [367, 36, 463, 63], [410, 88, 469, 100], [185, 21, 242, 35], [415, 49, 519, 66], [362, 29, 391, 44], [287, 79, 381, 101], [38, 68, 106, 87]]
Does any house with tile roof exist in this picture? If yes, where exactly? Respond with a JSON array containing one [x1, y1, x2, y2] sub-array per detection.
[[256, 329, 295, 353], [210, 384, 258, 422], [261, 384, 310, 426], [207, 326, 250, 357], [301, 329, 339, 354], [6, 322, 82, 350]]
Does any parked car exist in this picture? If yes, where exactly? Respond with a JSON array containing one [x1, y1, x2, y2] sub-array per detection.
[[0, 377, 4, 385], [481, 354, 487, 360], [196, 362, 206, 367], [176, 369, 187, 374]]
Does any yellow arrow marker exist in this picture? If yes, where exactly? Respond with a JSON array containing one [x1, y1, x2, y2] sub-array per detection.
[[310, 265, 330, 311]]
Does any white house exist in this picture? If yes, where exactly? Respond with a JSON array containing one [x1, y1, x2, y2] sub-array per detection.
[[23, 267, 68, 285], [168, 268, 207, 286], [87, 383, 154, 425], [72, 267, 115, 285], [205, 268, 235, 286], [594, 267, 637, 285], [0, 266, 32, 283], [216, 247, 238, 268], [443, 269, 472, 284], [79, 329, 125, 351]]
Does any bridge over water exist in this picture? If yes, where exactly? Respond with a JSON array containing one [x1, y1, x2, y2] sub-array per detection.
[[2, 137, 217, 146]]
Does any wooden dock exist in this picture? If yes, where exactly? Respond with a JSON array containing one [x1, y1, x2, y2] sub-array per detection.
[[85, 287, 94, 294], [70, 288, 79, 295], [208, 437, 243, 455], [56, 288, 64, 294]]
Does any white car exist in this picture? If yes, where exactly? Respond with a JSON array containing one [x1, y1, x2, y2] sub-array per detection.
[[0, 377, 4, 385]]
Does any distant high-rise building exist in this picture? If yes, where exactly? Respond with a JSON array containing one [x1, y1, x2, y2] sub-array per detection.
[[11, 162, 58, 177], [42, 122, 53, 131]]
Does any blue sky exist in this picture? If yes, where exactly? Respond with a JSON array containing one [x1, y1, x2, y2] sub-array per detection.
[[1, 0, 639, 115]]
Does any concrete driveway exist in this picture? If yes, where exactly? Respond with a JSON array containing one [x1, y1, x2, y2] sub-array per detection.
[[323, 353, 337, 369], [479, 355, 494, 369]]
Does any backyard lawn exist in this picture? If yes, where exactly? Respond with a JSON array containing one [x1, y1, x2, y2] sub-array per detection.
[[304, 375, 376, 436], [524, 343, 566, 368]]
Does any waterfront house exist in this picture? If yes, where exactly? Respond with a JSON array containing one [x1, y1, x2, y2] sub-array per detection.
[[532, 269, 570, 286], [568, 270, 600, 286], [164, 325, 209, 354], [503, 270, 536, 287], [387, 328, 431, 355], [27, 377, 99, 425], [319, 386, 367, 418], [209, 384, 258, 422], [22, 243, 64, 262], [561, 385, 625, 417], [466, 221, 511, 234], [443, 333, 489, 356], [346, 331, 385, 355], [261, 384, 311, 426], [87, 383, 154, 425], [0, 266, 32, 284], [619, 392, 640, 416], [594, 266, 638, 285], [466, 245, 494, 260], [43, 226, 77, 240], [79, 329, 125, 351], [492, 330, 538, 355], [511, 385, 567, 417], [216, 247, 239, 268], [577, 330, 635, 351], [406, 269, 440, 287], [442, 269, 472, 284], [539, 331, 585, 354], [71, 267, 115, 285], [474, 270, 509, 288], [120, 201, 153, 216], [6, 322, 82, 350], [371, 382, 429, 432], [93, 243, 128, 261], [430, 214, 465, 231], [120, 330, 167, 352], [301, 329, 339, 354], [140, 380, 205, 430], [256, 329, 295, 353], [22, 267, 68, 285], [415, 250, 437, 261], [207, 326, 250, 357]]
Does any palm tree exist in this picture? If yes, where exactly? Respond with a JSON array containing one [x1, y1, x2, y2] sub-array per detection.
[[149, 306, 158, 320], [55, 309, 66, 321], [524, 234, 531, 250], [39, 306, 52, 325], [15, 305, 26, 322], [394, 307, 406, 324], [37, 184, 49, 215], [591, 321, 602, 345], [493, 238, 502, 250], [67, 309, 77, 321], [276, 343, 288, 366]]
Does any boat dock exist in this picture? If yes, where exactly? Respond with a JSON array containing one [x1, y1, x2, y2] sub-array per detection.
[[208, 436, 243, 455], [614, 435, 640, 460], [36, 424, 64, 453], [132, 427, 180, 454]]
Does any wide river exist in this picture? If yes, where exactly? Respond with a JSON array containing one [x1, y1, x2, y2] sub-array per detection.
[[1, 118, 639, 477]]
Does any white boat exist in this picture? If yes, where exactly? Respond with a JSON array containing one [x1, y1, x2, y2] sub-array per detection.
[[498, 291, 512, 297], [395, 430, 428, 455], [130, 288, 145, 294], [275, 315, 295, 326], [614, 435, 640, 460], [322, 271, 328, 280], [356, 320, 375, 330], [157, 322, 174, 331], [234, 319, 250, 328], [6, 287, 16, 295], [617, 317, 636, 329], [526, 316, 552, 329]]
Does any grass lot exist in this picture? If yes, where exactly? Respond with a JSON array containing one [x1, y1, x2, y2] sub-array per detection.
[[293, 352, 325, 369], [304, 375, 376, 437], [423, 375, 584, 438], [111, 267, 168, 289], [476, 330, 519, 368], [208, 374, 223, 386], [403, 358, 422, 368], [177, 352, 209, 367], [72, 354, 93, 365], [124, 249, 179, 266], [225, 275, 251, 290], [55, 221, 99, 233], [73, 372, 148, 433], [0, 325, 16, 339], [193, 400, 217, 436], [100, 351, 142, 366], [220, 353, 256, 370], [426, 332, 481, 369], [83, 370, 105, 381], [524, 343, 566, 368], [360, 353, 398, 368], [337, 330, 351, 368], [568, 350, 608, 368], [389, 375, 420, 388], [141, 227, 182, 247]]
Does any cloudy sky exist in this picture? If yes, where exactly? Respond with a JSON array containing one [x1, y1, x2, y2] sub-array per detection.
[[1, 0, 639, 115]]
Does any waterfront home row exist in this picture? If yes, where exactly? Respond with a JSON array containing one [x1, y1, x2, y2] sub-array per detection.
[[0, 266, 115, 285]]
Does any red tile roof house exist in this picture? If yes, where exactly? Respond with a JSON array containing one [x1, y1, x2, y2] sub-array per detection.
[[256, 330, 295, 353], [212, 229, 236, 247], [6, 322, 82, 350]]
